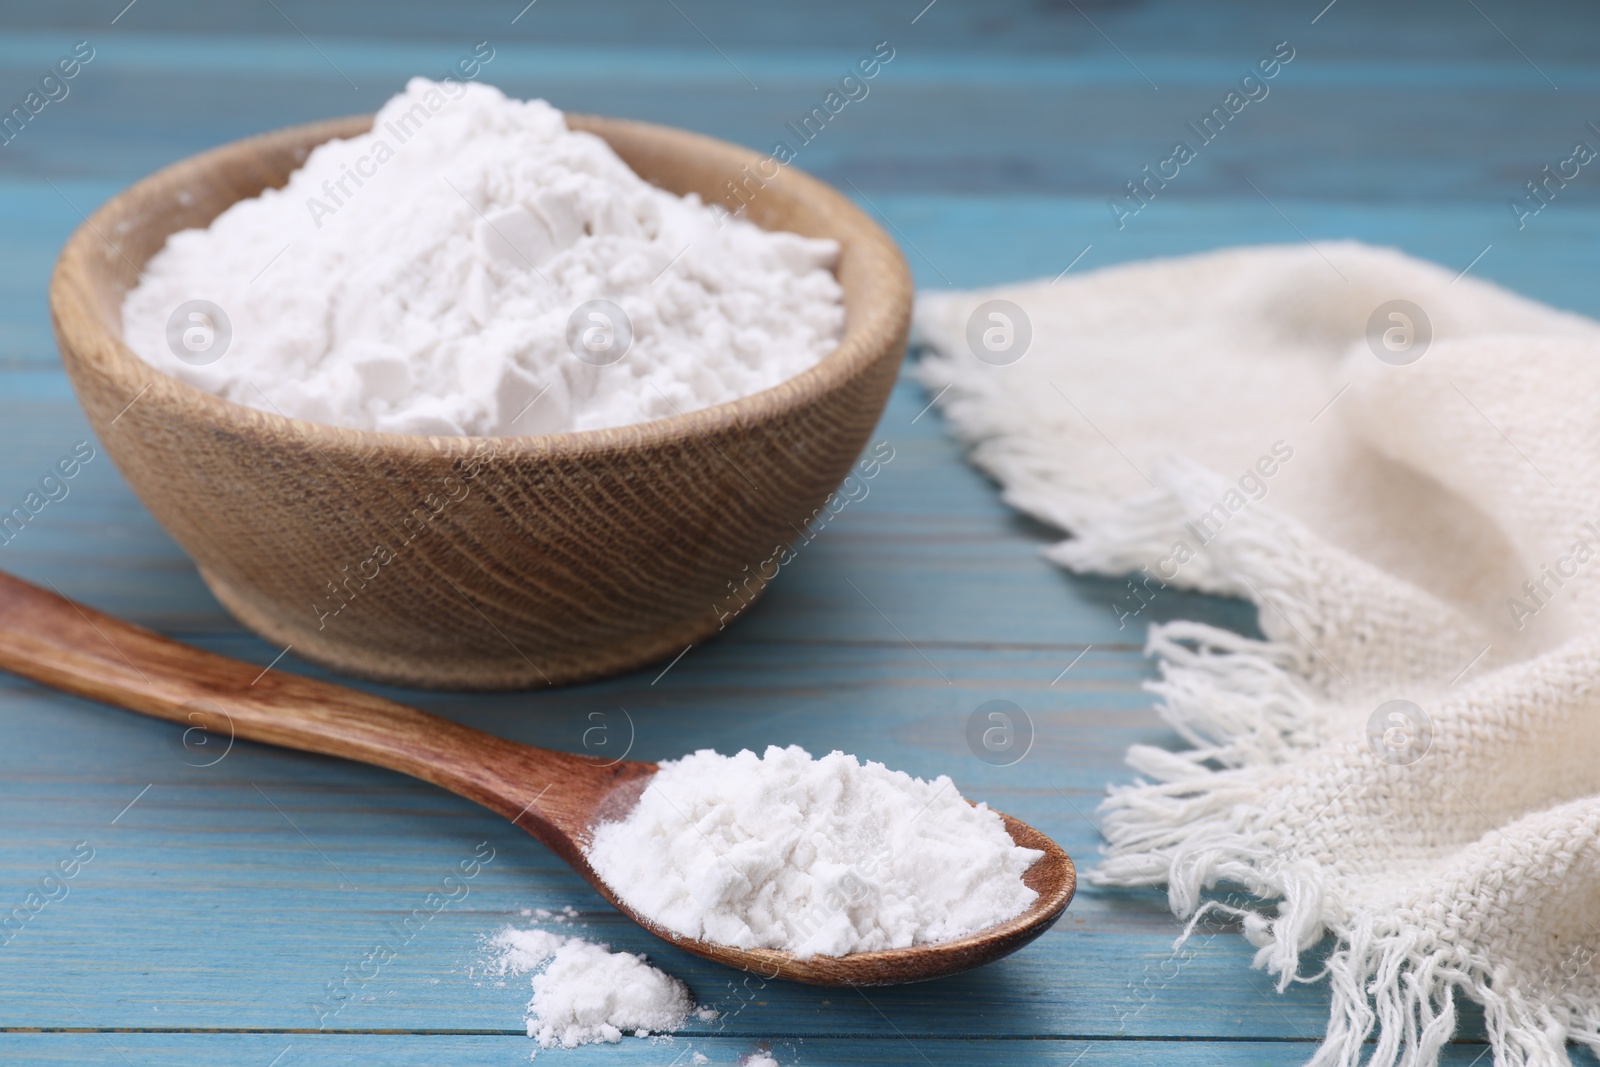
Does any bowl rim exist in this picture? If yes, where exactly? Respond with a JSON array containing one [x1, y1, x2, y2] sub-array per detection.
[[51, 110, 912, 461]]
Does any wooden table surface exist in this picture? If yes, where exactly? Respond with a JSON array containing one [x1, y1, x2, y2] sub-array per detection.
[[3, 1, 1598, 1063]]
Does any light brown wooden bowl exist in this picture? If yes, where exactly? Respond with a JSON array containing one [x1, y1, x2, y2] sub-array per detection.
[[50, 113, 912, 690]]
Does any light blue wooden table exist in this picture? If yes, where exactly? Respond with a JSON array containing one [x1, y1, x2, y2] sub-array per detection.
[[2, 1, 1597, 1063]]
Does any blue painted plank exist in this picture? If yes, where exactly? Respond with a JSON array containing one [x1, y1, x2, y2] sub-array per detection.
[[0, 16, 1597, 200], [4, 0, 1597, 57], [3, 62, 1598, 205], [0, 1034, 1544, 1067]]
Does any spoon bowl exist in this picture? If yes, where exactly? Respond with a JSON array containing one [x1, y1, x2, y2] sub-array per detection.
[[582, 802, 1076, 985], [0, 570, 1074, 985]]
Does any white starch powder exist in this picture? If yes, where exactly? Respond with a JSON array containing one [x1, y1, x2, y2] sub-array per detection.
[[122, 78, 845, 436], [586, 745, 1043, 956], [489, 926, 715, 1051]]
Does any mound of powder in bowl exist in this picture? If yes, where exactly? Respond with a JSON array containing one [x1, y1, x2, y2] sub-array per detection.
[[585, 745, 1044, 957], [120, 78, 845, 436]]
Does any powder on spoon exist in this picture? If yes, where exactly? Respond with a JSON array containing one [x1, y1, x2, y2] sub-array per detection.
[[121, 78, 845, 436], [489, 926, 715, 1051], [585, 745, 1044, 957]]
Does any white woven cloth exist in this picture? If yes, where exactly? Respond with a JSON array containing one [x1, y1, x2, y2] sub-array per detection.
[[913, 243, 1600, 1067]]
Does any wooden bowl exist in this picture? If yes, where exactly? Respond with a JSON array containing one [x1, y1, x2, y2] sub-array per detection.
[[49, 114, 911, 690]]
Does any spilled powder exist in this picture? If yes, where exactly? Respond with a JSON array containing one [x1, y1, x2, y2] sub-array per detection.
[[586, 745, 1043, 956], [122, 78, 844, 437], [489, 926, 715, 1051]]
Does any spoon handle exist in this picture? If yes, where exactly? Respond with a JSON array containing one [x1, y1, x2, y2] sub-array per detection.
[[0, 570, 602, 844]]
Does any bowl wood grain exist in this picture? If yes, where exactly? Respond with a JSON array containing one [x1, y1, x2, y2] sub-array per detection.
[[50, 113, 911, 689]]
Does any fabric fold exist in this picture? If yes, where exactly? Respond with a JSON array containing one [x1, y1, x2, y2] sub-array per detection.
[[914, 242, 1600, 1067]]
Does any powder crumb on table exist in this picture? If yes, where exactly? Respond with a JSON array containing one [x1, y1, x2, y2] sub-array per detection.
[[488, 926, 715, 1052]]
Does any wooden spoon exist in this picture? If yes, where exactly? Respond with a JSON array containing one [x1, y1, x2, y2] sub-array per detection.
[[0, 570, 1075, 986]]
